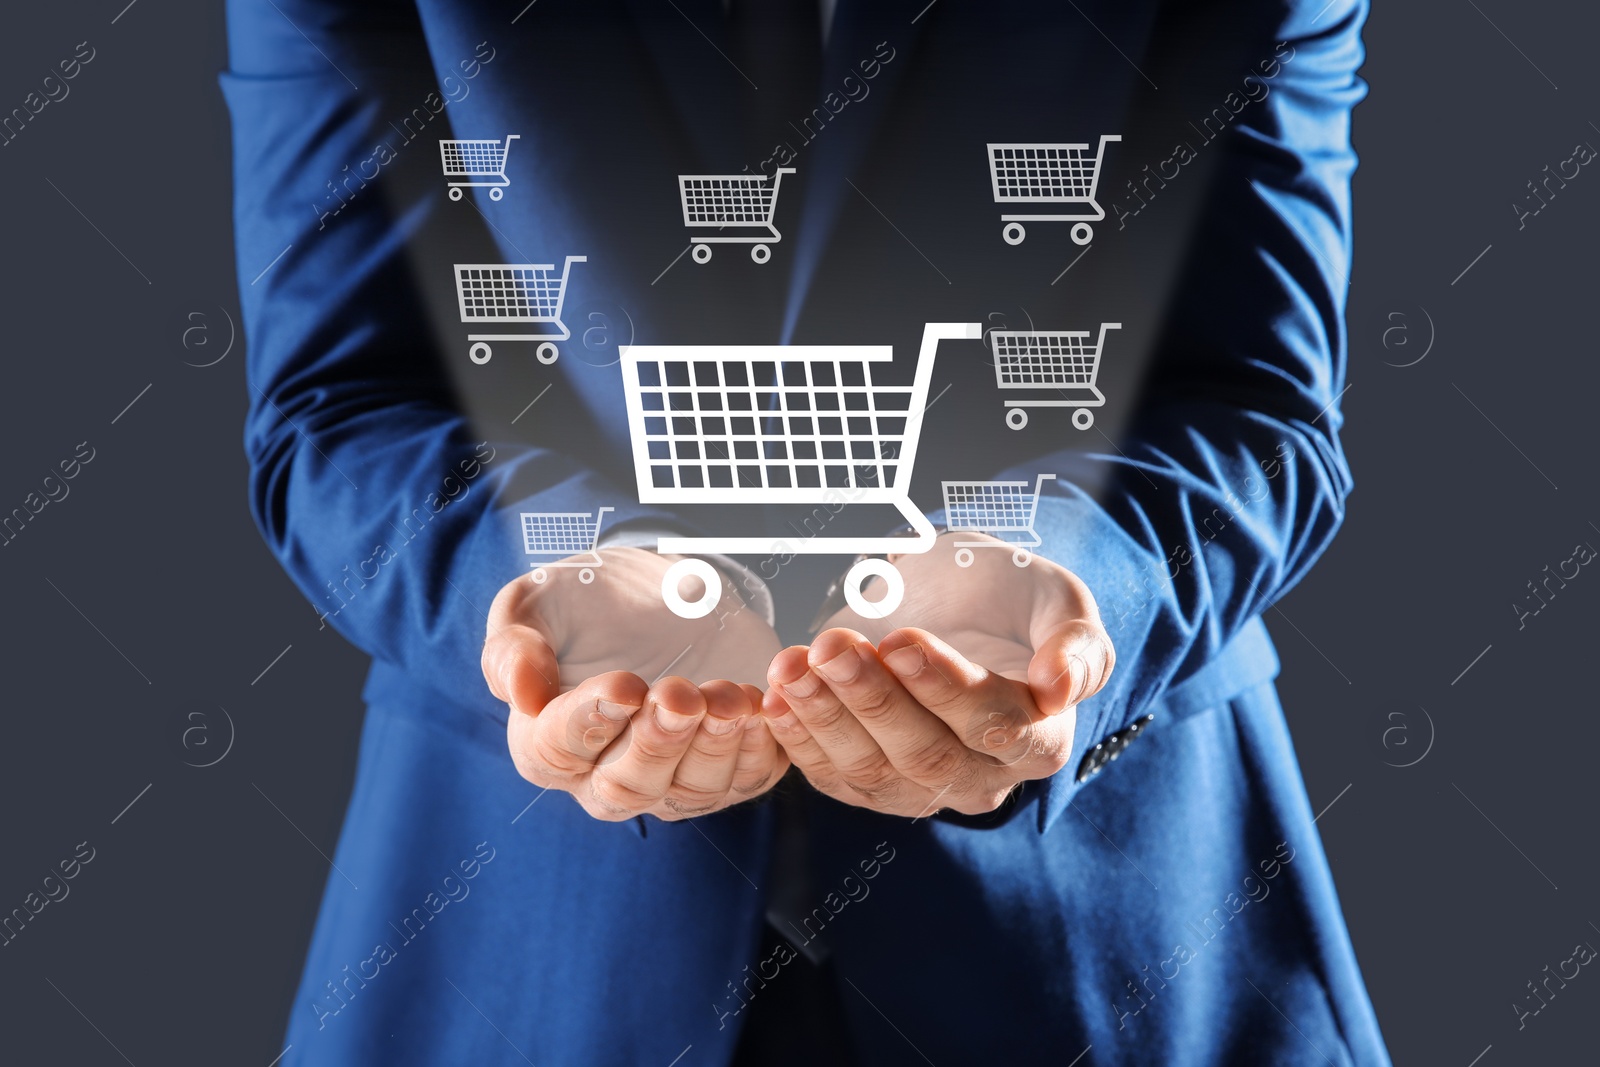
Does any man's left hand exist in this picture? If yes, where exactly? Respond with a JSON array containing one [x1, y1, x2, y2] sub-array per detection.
[[762, 533, 1115, 818]]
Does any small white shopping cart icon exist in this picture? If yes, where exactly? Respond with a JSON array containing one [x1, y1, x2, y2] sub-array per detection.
[[621, 323, 983, 620], [987, 134, 1120, 247], [991, 323, 1121, 431], [454, 256, 586, 365], [942, 474, 1055, 568], [678, 168, 795, 265], [520, 507, 613, 585], [439, 134, 519, 201]]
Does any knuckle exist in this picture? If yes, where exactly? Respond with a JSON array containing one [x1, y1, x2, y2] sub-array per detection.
[[626, 730, 686, 767], [578, 799, 634, 823], [847, 683, 902, 721], [506, 736, 559, 785], [843, 763, 905, 805], [793, 694, 852, 734], [965, 704, 1021, 752], [910, 673, 965, 713], [730, 769, 776, 797], [531, 733, 595, 779], [952, 784, 1015, 817], [902, 736, 970, 787], [662, 786, 724, 816], [1035, 737, 1072, 776], [588, 772, 655, 817]]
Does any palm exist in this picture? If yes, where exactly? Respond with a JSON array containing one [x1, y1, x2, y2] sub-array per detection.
[[819, 535, 1061, 680], [520, 547, 780, 689]]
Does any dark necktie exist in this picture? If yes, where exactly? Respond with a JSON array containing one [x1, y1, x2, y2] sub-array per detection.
[[727, 1, 833, 966], [729, 0, 825, 168]]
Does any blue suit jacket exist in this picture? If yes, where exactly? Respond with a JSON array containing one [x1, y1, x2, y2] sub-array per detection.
[[224, 0, 1389, 1063]]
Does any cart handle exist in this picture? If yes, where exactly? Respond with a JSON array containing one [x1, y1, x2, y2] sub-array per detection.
[[1094, 134, 1122, 167], [557, 255, 589, 287]]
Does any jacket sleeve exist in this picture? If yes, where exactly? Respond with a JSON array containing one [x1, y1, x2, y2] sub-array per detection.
[[222, 0, 676, 710], [1023, 0, 1369, 828]]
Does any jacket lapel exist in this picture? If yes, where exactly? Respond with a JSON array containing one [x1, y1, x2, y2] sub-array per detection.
[[619, 0, 744, 168]]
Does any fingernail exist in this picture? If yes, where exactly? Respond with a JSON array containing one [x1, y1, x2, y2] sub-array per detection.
[[653, 700, 701, 733], [883, 644, 925, 677], [781, 671, 822, 699], [702, 713, 746, 737], [596, 699, 635, 721], [814, 646, 863, 684], [1069, 653, 1091, 704]]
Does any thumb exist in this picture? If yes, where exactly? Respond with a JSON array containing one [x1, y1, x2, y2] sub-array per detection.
[[1027, 619, 1115, 716]]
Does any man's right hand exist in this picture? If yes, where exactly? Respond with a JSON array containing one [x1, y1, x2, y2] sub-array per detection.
[[482, 547, 789, 821]]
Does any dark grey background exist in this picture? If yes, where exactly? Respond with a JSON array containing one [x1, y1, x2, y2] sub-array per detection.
[[1, 2, 1595, 1064]]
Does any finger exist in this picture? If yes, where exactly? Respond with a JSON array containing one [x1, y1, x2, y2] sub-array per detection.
[[801, 628, 985, 805], [514, 671, 649, 783], [1027, 619, 1116, 716], [664, 680, 754, 815], [729, 693, 789, 799], [482, 623, 561, 713], [771, 634, 917, 809], [588, 677, 707, 817], [528, 671, 646, 771], [878, 627, 1065, 778], [759, 685, 845, 794]]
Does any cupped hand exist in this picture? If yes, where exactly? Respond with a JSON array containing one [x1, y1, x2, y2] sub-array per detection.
[[482, 548, 789, 821], [762, 533, 1114, 818]]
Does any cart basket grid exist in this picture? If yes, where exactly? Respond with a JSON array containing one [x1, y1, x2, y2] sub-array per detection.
[[521, 513, 604, 556], [455, 265, 564, 321], [625, 354, 921, 500], [942, 481, 1039, 533], [987, 144, 1101, 201], [991, 331, 1102, 387], [440, 139, 512, 177], [679, 176, 781, 226]]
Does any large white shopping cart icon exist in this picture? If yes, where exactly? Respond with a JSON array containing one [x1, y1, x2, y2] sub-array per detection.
[[520, 507, 613, 585], [454, 256, 586, 365], [439, 135, 519, 201], [678, 168, 795, 265], [942, 474, 1055, 568], [621, 323, 983, 619], [987, 134, 1120, 247], [991, 323, 1121, 431]]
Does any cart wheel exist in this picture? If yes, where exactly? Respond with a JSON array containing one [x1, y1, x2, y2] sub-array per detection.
[[662, 558, 721, 620], [751, 244, 771, 264], [530, 568, 549, 584], [1012, 549, 1033, 568], [489, 187, 504, 201], [536, 342, 559, 365], [1005, 408, 1028, 431], [448, 187, 463, 201], [1070, 222, 1093, 246], [1072, 408, 1094, 430], [1003, 222, 1026, 246], [692, 244, 713, 264], [844, 558, 905, 620], [955, 548, 975, 569], [469, 342, 492, 365], [578, 567, 596, 584]]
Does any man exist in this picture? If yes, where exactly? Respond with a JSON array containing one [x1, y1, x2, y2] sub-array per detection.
[[226, 0, 1389, 1063]]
